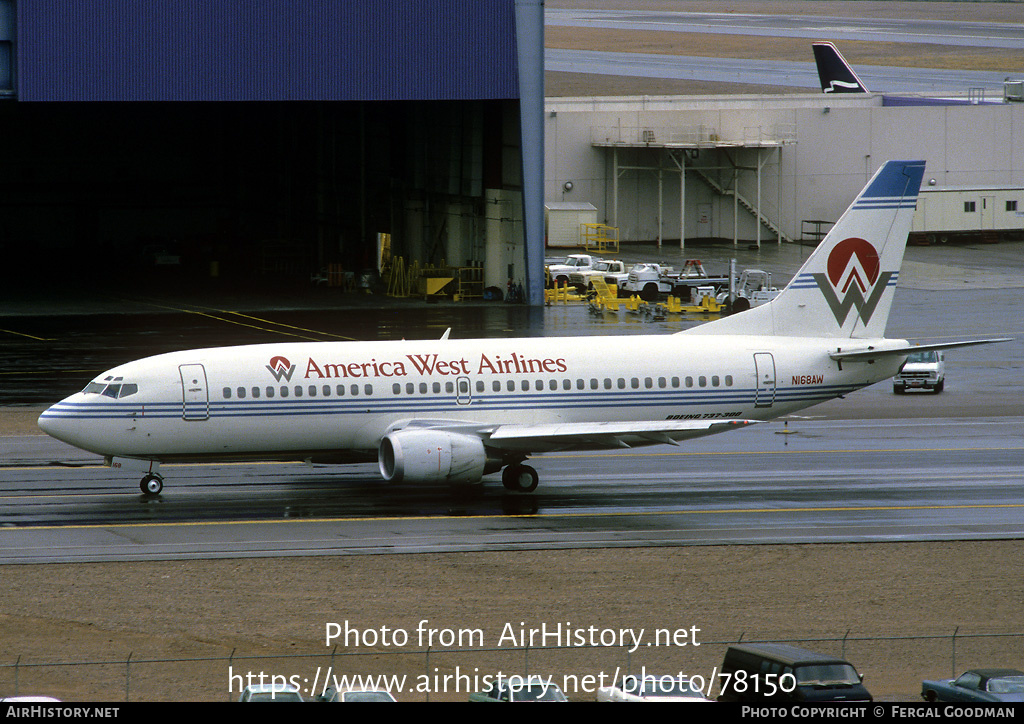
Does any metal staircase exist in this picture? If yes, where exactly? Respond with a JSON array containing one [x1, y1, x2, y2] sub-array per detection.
[[692, 168, 792, 243]]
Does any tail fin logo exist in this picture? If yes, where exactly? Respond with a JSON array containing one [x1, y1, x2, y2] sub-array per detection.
[[824, 80, 862, 93], [813, 238, 893, 326], [266, 356, 295, 382]]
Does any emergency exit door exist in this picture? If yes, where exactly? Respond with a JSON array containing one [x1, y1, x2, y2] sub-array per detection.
[[456, 376, 473, 405]]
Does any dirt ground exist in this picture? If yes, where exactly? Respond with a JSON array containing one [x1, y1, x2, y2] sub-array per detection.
[[4, 1, 1023, 703], [1, 538, 1022, 702], [545, 0, 1024, 96]]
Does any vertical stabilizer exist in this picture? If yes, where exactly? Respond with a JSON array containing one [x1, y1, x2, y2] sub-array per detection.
[[685, 160, 926, 339], [813, 41, 869, 94]]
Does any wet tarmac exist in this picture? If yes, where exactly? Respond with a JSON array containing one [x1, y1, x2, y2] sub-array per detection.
[[4, 414, 1023, 561], [2, 241, 1022, 561], [2, 241, 1022, 407]]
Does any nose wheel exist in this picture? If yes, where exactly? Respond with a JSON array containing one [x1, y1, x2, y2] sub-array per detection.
[[140, 474, 164, 496]]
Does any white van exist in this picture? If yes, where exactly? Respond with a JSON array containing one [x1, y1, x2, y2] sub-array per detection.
[[893, 350, 945, 394]]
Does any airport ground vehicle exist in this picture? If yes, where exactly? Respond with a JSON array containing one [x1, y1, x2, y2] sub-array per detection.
[[717, 269, 780, 312], [568, 259, 628, 292], [717, 643, 872, 703], [546, 253, 603, 286], [921, 669, 1024, 703], [596, 674, 711, 702], [621, 260, 731, 301], [893, 349, 945, 393]]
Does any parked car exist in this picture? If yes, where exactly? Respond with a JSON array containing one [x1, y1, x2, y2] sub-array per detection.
[[470, 676, 567, 702], [597, 674, 711, 702], [320, 686, 397, 702], [921, 669, 1024, 702], [717, 643, 871, 703], [238, 682, 304, 701]]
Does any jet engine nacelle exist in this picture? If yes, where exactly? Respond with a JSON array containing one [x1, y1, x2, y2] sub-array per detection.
[[378, 429, 490, 484]]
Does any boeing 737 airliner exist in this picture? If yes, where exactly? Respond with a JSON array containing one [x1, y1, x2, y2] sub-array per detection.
[[38, 160, 1005, 495]]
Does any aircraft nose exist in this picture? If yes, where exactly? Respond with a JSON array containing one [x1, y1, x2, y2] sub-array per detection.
[[37, 399, 79, 446]]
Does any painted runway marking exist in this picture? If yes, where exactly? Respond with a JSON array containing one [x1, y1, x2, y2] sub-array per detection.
[[5, 501, 1024, 534]]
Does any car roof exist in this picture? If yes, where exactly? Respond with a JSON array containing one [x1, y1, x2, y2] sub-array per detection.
[[968, 669, 1024, 679], [244, 683, 300, 692], [727, 643, 854, 666]]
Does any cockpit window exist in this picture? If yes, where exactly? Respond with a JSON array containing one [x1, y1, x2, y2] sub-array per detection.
[[82, 377, 138, 399]]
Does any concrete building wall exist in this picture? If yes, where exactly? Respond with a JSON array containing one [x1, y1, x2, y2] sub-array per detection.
[[545, 94, 1024, 246]]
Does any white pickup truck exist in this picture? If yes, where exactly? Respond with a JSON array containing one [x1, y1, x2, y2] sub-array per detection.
[[546, 253, 603, 286], [568, 259, 629, 291]]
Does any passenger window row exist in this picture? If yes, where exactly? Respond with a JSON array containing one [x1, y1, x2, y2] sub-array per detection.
[[219, 375, 738, 400], [386, 375, 736, 394], [222, 384, 373, 400]]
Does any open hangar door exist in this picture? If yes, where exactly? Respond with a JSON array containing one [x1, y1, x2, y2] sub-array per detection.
[[2, 0, 540, 299], [0, 97, 523, 293]]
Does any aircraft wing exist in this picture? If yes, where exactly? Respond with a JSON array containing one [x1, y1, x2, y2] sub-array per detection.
[[830, 338, 1011, 362], [482, 419, 759, 453]]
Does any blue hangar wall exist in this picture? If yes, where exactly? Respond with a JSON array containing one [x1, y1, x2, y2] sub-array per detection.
[[1, 0, 544, 300]]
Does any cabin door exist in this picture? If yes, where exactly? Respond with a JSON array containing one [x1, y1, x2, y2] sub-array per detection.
[[753, 353, 776, 408], [179, 364, 210, 421]]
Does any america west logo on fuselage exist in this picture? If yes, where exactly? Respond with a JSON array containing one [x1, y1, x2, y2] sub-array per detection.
[[812, 237, 894, 326], [266, 356, 296, 382]]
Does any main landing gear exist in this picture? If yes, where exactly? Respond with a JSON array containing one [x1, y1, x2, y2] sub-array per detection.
[[140, 473, 164, 496], [501, 463, 539, 493]]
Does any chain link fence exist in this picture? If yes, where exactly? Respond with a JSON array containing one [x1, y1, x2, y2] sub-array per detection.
[[3, 629, 1022, 702]]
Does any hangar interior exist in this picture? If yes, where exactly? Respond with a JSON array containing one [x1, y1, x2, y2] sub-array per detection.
[[1, 0, 541, 298], [0, 99, 524, 290]]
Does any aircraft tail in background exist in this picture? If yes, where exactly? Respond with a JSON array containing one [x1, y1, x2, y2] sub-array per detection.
[[813, 41, 869, 94]]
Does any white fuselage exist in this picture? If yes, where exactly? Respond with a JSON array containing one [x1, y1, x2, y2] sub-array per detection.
[[38, 333, 904, 464]]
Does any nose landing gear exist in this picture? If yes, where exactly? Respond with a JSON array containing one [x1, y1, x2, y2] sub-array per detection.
[[140, 473, 164, 496]]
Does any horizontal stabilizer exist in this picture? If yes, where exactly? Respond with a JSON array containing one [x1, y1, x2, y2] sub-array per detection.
[[829, 338, 1012, 362]]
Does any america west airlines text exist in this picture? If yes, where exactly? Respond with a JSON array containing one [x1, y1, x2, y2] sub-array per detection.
[[298, 352, 569, 380]]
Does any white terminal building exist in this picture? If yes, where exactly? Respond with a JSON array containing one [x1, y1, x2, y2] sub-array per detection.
[[544, 90, 1024, 250]]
